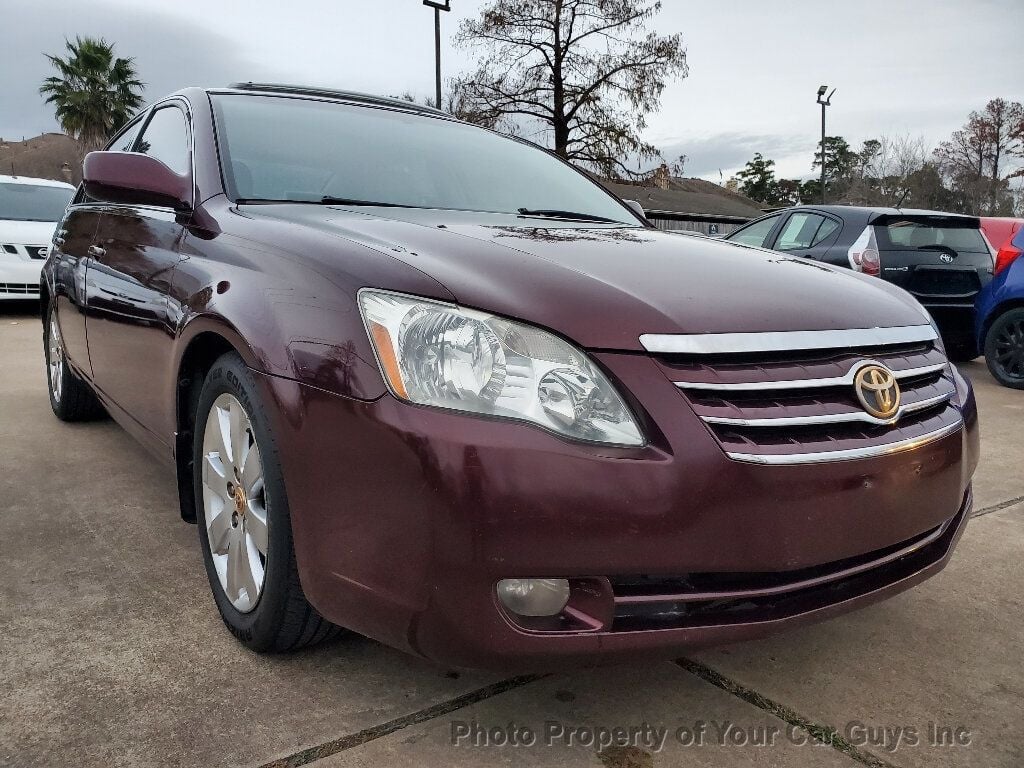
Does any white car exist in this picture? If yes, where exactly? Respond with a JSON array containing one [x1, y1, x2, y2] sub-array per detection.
[[0, 175, 75, 300]]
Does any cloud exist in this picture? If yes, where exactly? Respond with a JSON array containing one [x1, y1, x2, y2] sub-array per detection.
[[656, 132, 813, 180], [0, 0, 276, 139], [5, 0, 1020, 183]]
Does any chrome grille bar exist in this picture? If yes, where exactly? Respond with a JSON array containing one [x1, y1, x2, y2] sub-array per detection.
[[640, 324, 936, 355], [703, 390, 956, 428], [674, 361, 947, 392], [726, 421, 963, 465]]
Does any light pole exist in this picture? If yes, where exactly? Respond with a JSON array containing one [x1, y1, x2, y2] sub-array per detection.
[[816, 85, 835, 204], [423, 0, 451, 110]]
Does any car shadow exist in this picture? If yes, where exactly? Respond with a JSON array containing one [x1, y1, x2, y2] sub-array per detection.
[[0, 299, 40, 318]]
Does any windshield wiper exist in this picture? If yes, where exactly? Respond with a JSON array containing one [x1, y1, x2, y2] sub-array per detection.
[[235, 196, 417, 208], [320, 196, 415, 208], [517, 208, 623, 224]]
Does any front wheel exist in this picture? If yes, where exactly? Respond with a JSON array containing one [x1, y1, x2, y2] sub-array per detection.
[[984, 308, 1024, 389], [193, 352, 340, 651]]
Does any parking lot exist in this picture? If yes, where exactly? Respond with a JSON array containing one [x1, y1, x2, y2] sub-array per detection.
[[1, 300, 1021, 768]]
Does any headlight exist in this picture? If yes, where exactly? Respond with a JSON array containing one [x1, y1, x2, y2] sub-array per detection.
[[358, 289, 644, 446]]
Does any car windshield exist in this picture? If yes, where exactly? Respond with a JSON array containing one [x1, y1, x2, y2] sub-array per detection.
[[211, 94, 637, 224], [0, 182, 73, 222], [874, 217, 989, 253]]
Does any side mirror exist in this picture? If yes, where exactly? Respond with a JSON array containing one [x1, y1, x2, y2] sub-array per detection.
[[623, 199, 648, 222], [83, 151, 192, 212]]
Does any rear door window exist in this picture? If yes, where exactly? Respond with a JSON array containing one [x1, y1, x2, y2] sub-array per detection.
[[874, 217, 988, 253], [775, 212, 829, 250], [728, 214, 779, 247], [812, 216, 840, 245]]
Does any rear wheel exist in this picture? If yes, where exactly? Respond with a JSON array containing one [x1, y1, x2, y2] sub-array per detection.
[[984, 308, 1024, 389], [44, 304, 105, 421], [194, 352, 340, 651]]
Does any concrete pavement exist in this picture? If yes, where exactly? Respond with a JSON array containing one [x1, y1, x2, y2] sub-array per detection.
[[1, 301, 1021, 768]]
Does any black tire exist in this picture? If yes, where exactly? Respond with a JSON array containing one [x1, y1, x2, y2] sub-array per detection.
[[984, 307, 1024, 389], [44, 303, 105, 421], [193, 351, 341, 652]]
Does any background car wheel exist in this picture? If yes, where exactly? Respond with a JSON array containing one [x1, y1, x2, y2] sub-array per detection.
[[194, 351, 341, 651], [984, 308, 1024, 389], [44, 304, 105, 421]]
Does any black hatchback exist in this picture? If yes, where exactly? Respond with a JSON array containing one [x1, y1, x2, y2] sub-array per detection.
[[725, 206, 995, 360]]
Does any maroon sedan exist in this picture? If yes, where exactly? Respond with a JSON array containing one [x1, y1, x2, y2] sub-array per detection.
[[42, 84, 979, 668]]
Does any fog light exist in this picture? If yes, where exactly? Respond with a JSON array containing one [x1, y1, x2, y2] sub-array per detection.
[[496, 578, 571, 617]]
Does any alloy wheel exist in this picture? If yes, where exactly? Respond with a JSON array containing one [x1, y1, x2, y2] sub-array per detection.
[[48, 315, 63, 403], [993, 317, 1024, 381], [201, 393, 269, 613]]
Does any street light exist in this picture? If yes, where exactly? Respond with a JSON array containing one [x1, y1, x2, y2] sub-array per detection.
[[423, 0, 451, 110], [816, 85, 835, 204]]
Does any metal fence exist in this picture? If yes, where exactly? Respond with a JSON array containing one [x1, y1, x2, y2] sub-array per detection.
[[643, 210, 753, 236]]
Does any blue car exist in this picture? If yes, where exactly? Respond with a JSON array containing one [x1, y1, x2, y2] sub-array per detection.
[[976, 226, 1024, 388]]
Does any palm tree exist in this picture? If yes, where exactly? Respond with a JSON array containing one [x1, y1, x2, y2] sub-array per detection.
[[39, 37, 144, 152]]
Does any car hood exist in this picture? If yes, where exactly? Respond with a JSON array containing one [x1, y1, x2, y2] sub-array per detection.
[[244, 205, 930, 352], [0, 219, 60, 247]]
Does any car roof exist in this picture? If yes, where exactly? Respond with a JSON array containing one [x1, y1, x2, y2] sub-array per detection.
[[795, 204, 978, 220], [0, 174, 75, 189], [206, 83, 451, 119]]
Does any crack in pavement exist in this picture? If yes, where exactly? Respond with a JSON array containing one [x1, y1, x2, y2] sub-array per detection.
[[971, 494, 1024, 518], [257, 674, 546, 767], [675, 658, 902, 768], [261, 657, 911, 767]]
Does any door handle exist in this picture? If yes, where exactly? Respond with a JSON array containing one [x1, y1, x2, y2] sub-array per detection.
[[87, 245, 106, 258]]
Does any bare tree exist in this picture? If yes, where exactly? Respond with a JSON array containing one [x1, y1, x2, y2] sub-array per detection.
[[981, 98, 1024, 211], [443, 82, 503, 128], [935, 99, 1024, 214], [392, 87, 501, 128], [453, 0, 688, 178], [846, 135, 929, 206]]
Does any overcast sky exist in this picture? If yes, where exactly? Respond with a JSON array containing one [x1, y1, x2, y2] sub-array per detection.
[[3, 0, 1022, 181]]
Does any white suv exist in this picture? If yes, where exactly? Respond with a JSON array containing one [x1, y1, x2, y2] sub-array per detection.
[[0, 174, 75, 300]]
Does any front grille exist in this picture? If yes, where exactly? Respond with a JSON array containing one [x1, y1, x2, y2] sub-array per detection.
[[644, 326, 962, 464], [0, 244, 49, 260], [909, 268, 981, 298], [0, 283, 40, 296]]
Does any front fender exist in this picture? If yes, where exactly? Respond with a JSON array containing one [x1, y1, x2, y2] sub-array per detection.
[[173, 217, 397, 402]]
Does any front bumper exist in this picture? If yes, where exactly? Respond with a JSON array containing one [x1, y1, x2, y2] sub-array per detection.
[[0, 259, 43, 299], [254, 353, 979, 669]]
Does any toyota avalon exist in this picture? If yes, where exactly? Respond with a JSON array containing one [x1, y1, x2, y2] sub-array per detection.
[[41, 84, 979, 668]]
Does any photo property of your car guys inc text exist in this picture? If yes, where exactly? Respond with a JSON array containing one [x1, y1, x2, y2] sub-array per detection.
[[1, 1, 1022, 767]]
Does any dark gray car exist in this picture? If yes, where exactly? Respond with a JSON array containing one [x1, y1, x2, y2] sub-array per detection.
[[725, 206, 995, 360]]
